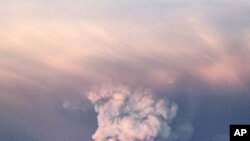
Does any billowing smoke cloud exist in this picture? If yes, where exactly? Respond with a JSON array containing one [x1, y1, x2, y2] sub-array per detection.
[[87, 86, 178, 141]]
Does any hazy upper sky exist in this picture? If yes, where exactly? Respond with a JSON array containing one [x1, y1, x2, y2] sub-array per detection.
[[0, 0, 250, 141]]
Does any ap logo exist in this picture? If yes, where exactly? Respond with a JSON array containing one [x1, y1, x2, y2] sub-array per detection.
[[230, 125, 250, 141], [234, 129, 247, 136]]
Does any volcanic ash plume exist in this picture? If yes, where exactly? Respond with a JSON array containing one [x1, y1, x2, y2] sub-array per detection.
[[87, 86, 178, 141]]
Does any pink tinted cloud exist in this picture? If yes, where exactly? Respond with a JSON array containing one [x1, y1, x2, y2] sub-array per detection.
[[0, 14, 249, 91]]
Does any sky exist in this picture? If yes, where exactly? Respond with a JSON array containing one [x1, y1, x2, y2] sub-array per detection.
[[0, 0, 250, 141]]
